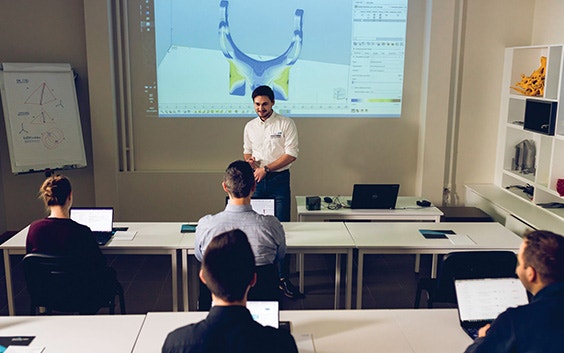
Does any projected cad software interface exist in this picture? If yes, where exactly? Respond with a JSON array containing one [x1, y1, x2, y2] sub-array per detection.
[[148, 0, 407, 118]]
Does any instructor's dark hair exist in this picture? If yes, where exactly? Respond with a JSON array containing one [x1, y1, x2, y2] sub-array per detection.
[[251, 85, 275, 102]]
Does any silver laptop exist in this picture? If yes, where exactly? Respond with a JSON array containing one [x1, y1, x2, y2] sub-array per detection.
[[225, 197, 276, 216], [455, 278, 529, 339], [70, 207, 114, 245], [250, 199, 276, 216], [350, 184, 400, 209], [246, 301, 280, 328]]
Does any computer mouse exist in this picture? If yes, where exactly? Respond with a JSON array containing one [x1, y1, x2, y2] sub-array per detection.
[[323, 196, 333, 203], [416, 200, 431, 207]]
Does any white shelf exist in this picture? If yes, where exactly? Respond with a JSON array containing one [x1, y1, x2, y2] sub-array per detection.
[[489, 45, 564, 230]]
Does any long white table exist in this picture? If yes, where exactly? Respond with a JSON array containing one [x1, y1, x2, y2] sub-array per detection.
[[132, 309, 472, 353], [296, 196, 444, 222], [1, 222, 185, 315], [297, 195, 444, 275], [347, 222, 523, 309], [180, 222, 355, 310], [0, 314, 146, 353]]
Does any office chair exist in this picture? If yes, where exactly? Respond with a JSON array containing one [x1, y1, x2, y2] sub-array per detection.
[[22, 253, 126, 315], [414, 251, 518, 308]]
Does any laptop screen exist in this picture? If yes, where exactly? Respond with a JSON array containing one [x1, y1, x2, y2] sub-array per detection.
[[225, 197, 276, 216], [70, 207, 114, 232], [246, 301, 279, 328], [455, 278, 529, 323], [251, 199, 276, 216]]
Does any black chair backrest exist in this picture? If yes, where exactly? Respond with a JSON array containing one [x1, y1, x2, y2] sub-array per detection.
[[22, 253, 106, 313], [435, 251, 518, 303]]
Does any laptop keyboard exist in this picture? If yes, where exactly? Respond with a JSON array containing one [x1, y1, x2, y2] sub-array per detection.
[[465, 327, 479, 339]]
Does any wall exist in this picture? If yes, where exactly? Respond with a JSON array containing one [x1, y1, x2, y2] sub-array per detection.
[[84, 0, 434, 223], [531, 0, 564, 44], [3, 0, 561, 231], [452, 0, 534, 204], [0, 0, 95, 231]]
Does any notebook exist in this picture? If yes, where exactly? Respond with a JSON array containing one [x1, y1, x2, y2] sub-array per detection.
[[224, 197, 276, 216], [70, 207, 115, 246], [350, 184, 400, 209], [455, 278, 529, 339]]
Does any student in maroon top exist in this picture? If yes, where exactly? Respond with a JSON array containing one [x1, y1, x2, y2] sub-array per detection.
[[26, 174, 120, 313]]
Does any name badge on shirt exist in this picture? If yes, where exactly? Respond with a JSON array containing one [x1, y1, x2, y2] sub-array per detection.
[[271, 131, 283, 138]]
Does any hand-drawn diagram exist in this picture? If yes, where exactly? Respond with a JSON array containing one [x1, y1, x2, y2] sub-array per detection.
[[25, 82, 58, 105], [218, 0, 303, 100], [21, 81, 64, 148], [0, 63, 86, 174], [41, 127, 65, 150]]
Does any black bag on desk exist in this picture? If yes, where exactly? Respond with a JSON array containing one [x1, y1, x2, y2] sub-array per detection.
[[512, 139, 535, 174]]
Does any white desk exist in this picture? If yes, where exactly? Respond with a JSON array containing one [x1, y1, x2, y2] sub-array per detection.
[[132, 309, 472, 353], [297, 195, 443, 274], [347, 222, 523, 309], [180, 222, 355, 310], [283, 222, 355, 309], [1, 222, 185, 315], [296, 196, 443, 222], [0, 314, 145, 353]]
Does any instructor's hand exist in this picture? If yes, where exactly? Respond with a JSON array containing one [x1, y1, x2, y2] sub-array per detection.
[[246, 157, 258, 169], [254, 167, 267, 183]]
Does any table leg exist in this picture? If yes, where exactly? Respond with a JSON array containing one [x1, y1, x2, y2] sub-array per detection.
[[171, 251, 178, 311], [334, 254, 341, 309], [431, 254, 438, 278], [298, 252, 305, 293], [356, 251, 365, 309], [414, 254, 421, 273], [346, 249, 353, 309], [181, 249, 189, 311], [3, 250, 15, 316]]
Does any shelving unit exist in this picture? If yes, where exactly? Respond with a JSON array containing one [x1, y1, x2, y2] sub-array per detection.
[[485, 44, 564, 227]]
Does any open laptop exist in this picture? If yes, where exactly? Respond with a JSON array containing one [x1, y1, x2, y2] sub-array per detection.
[[246, 300, 291, 331], [455, 278, 529, 339], [224, 197, 276, 216], [70, 207, 115, 246], [246, 301, 280, 328], [350, 184, 400, 209]]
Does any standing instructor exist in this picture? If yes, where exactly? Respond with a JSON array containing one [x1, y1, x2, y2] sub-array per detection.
[[243, 85, 302, 299]]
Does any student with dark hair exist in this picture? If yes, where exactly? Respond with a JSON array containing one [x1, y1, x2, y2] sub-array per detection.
[[464, 230, 564, 353], [244, 85, 302, 298], [163, 229, 298, 353], [26, 174, 121, 314], [195, 160, 286, 309]]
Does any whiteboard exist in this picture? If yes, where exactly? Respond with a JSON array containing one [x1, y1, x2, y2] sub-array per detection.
[[0, 63, 86, 174]]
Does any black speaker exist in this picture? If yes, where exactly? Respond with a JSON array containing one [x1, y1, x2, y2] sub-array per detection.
[[306, 196, 321, 210]]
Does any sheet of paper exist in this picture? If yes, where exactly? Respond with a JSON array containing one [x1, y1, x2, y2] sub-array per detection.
[[446, 233, 476, 245], [4, 347, 45, 353], [294, 333, 316, 353], [112, 231, 137, 241]]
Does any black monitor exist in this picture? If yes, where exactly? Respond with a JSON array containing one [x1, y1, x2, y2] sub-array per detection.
[[524, 99, 557, 136]]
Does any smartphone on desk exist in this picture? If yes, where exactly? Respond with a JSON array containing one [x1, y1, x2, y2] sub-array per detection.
[[181, 224, 197, 233]]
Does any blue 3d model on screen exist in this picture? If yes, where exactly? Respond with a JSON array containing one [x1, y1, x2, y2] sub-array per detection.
[[219, 0, 303, 101]]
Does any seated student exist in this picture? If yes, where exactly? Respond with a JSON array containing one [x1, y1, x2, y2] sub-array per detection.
[[464, 230, 564, 353], [195, 160, 286, 309], [162, 229, 298, 353], [26, 174, 121, 314]]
